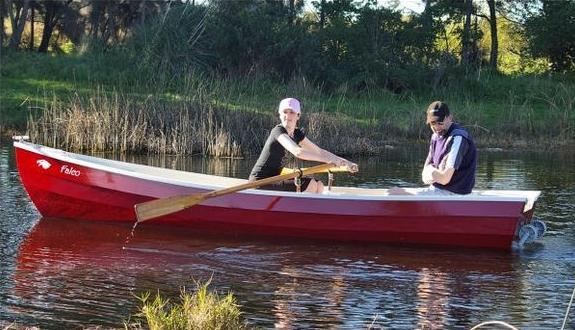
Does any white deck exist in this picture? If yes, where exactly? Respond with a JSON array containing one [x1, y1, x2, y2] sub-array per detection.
[[14, 141, 541, 212]]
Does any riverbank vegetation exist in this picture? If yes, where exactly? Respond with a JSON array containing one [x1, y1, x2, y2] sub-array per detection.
[[125, 281, 251, 330], [1, 0, 574, 156]]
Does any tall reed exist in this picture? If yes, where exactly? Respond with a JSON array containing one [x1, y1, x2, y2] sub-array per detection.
[[27, 89, 395, 157]]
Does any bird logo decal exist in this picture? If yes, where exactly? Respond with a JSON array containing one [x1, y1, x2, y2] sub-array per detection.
[[36, 159, 52, 170]]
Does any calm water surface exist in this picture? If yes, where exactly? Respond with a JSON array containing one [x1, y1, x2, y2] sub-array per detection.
[[1, 140, 574, 329]]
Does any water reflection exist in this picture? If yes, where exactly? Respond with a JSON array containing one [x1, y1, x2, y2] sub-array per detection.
[[0, 143, 41, 328], [10, 217, 528, 329], [416, 270, 448, 329]]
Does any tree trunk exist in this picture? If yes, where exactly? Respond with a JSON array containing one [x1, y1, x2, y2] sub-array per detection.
[[422, 0, 433, 65], [38, 1, 59, 53], [8, 0, 31, 50], [288, 0, 295, 25], [461, 0, 473, 69], [90, 0, 105, 39], [29, 3, 34, 51], [139, 0, 146, 26], [487, 0, 498, 71], [319, 0, 325, 29]]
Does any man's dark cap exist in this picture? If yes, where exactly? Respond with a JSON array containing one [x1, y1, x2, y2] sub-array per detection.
[[426, 101, 450, 123]]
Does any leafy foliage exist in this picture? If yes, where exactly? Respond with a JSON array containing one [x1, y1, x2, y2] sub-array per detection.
[[125, 3, 211, 79], [1, 0, 574, 93], [524, 0, 575, 72]]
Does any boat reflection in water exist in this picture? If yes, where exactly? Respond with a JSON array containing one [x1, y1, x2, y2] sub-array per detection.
[[12, 217, 523, 329]]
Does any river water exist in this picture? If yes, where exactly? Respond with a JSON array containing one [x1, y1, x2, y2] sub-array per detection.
[[1, 140, 574, 329]]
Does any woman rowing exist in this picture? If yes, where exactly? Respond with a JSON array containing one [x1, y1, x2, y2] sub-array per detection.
[[249, 98, 358, 193]]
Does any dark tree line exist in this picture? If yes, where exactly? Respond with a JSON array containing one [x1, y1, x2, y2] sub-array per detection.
[[1, 0, 574, 91], [1, 0, 170, 52]]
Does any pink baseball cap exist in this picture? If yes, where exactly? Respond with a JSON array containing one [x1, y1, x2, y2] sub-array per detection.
[[278, 98, 301, 114]]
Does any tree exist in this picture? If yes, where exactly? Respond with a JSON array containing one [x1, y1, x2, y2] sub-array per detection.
[[207, 0, 303, 76], [486, 0, 498, 71], [7, 0, 30, 49], [461, 0, 473, 68], [27, 0, 34, 50], [37, 0, 72, 53], [524, 0, 575, 72], [426, 0, 482, 73]]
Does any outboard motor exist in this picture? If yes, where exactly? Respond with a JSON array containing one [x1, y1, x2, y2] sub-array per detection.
[[517, 219, 547, 247], [532, 219, 547, 237]]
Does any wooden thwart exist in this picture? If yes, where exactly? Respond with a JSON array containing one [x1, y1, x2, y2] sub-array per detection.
[[134, 163, 340, 222]]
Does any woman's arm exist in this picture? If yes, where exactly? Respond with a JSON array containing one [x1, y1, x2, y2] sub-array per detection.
[[277, 135, 357, 171]]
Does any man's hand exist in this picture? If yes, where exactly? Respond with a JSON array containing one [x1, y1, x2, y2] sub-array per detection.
[[422, 165, 435, 184]]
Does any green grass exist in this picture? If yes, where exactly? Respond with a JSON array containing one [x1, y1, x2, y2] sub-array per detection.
[[1, 50, 574, 150], [125, 280, 252, 330]]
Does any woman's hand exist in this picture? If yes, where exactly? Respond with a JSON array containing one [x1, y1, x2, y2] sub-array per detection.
[[332, 156, 358, 173], [345, 160, 359, 173]]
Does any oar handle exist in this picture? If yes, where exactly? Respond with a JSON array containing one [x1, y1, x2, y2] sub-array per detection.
[[280, 165, 351, 175], [204, 163, 337, 199]]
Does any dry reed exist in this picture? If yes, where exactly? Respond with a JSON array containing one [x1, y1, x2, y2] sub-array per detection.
[[27, 91, 400, 157], [25, 83, 574, 157]]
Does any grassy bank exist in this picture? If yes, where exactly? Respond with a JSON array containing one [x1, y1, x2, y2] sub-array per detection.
[[1, 51, 574, 155]]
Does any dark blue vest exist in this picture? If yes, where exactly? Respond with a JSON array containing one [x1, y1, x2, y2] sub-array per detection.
[[430, 123, 477, 194]]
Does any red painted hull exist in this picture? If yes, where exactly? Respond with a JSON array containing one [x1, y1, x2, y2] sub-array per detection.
[[14, 142, 541, 249]]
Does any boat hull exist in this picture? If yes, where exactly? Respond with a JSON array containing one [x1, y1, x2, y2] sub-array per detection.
[[14, 142, 539, 249]]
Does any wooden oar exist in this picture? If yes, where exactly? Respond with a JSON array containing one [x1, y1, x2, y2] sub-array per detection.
[[280, 165, 349, 175], [135, 163, 338, 223]]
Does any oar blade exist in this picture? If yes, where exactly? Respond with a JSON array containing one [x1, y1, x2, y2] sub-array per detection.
[[135, 194, 205, 222]]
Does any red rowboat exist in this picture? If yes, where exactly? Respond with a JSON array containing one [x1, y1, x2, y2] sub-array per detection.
[[14, 140, 546, 250]]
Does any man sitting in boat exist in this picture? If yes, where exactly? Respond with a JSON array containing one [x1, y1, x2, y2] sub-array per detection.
[[391, 101, 477, 195], [249, 97, 358, 193]]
